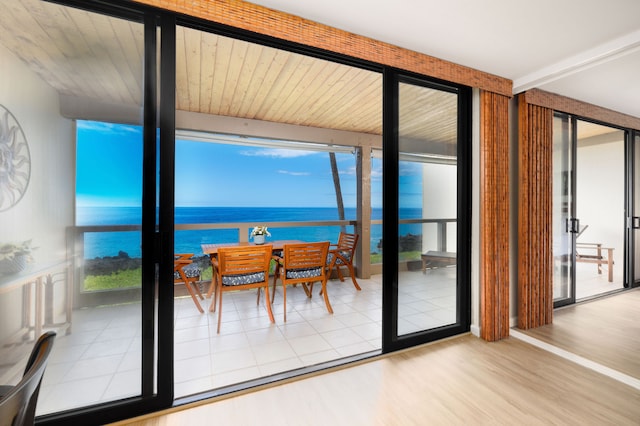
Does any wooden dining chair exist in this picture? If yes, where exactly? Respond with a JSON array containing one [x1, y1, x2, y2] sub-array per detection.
[[174, 253, 204, 313], [326, 232, 361, 291], [272, 241, 331, 322], [211, 245, 274, 333]]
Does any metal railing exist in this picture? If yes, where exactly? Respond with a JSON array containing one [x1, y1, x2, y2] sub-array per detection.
[[69, 217, 456, 302]]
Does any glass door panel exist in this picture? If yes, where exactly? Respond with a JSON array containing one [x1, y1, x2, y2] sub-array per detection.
[[397, 81, 459, 335], [0, 1, 150, 418], [552, 114, 575, 305], [172, 23, 383, 397], [554, 114, 627, 305], [632, 132, 640, 286], [575, 121, 625, 299]]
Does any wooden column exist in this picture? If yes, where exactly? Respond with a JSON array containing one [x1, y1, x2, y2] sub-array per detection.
[[479, 91, 510, 341], [356, 145, 372, 279], [517, 95, 553, 329]]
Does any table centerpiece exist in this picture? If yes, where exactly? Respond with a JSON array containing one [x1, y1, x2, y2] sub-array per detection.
[[250, 226, 271, 245]]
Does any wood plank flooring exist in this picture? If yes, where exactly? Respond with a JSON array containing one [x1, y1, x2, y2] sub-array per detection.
[[520, 287, 640, 379], [113, 290, 640, 425]]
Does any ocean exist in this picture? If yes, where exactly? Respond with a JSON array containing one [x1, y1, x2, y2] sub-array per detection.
[[77, 206, 422, 259]]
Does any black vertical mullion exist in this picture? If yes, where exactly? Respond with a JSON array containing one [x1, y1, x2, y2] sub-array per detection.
[[381, 69, 399, 352], [456, 87, 472, 327], [631, 130, 636, 288], [157, 12, 176, 405], [627, 130, 640, 288], [571, 116, 577, 301], [141, 12, 158, 399], [635, 131, 640, 287], [624, 130, 631, 288]]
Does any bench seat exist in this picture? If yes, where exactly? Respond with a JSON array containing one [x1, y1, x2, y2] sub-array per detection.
[[421, 251, 456, 273], [576, 243, 614, 282]]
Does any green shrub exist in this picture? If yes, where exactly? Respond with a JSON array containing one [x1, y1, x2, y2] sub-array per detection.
[[84, 268, 142, 291], [84, 265, 215, 291]]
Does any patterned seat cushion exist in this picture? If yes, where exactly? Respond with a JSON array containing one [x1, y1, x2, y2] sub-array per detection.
[[286, 267, 322, 279], [174, 265, 201, 280], [222, 271, 265, 286], [327, 251, 351, 266]]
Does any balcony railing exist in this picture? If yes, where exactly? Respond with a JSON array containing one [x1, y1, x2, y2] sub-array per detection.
[[69, 218, 455, 306]]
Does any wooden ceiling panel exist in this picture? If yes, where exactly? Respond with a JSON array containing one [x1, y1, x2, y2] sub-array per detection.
[[400, 84, 457, 145], [0, 1, 144, 106], [1, 1, 459, 147]]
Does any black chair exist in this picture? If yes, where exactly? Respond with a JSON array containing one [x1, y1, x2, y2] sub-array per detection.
[[0, 331, 56, 426]]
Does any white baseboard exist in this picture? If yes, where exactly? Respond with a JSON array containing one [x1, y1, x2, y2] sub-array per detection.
[[470, 324, 480, 337]]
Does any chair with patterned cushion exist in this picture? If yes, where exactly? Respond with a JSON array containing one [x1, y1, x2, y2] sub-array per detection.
[[174, 253, 204, 313], [272, 241, 331, 322], [211, 245, 274, 333], [326, 232, 361, 291]]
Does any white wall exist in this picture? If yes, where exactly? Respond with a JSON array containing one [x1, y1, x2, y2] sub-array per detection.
[[422, 162, 457, 252], [576, 136, 625, 277], [0, 42, 75, 341]]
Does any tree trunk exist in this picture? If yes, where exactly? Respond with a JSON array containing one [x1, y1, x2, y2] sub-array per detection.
[[329, 152, 346, 233]]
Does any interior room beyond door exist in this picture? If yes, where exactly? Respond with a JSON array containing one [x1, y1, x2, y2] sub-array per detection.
[[553, 115, 626, 305]]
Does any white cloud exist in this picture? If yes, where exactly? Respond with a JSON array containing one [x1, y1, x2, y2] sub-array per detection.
[[240, 148, 317, 158], [370, 164, 383, 180], [340, 166, 357, 176], [77, 120, 141, 135], [278, 170, 310, 176]]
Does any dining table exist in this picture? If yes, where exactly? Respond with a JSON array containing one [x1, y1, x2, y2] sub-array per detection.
[[201, 240, 303, 256], [201, 240, 303, 299]]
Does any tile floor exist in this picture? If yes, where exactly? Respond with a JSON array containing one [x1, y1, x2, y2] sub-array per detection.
[[3, 260, 621, 417], [15, 268, 456, 415]]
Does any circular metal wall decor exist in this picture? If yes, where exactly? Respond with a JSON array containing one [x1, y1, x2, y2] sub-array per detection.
[[0, 105, 31, 212]]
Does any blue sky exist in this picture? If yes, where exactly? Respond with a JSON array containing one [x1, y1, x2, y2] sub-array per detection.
[[76, 121, 414, 209], [76, 121, 144, 207]]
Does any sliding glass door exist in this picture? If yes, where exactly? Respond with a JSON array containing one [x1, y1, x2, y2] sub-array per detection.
[[552, 114, 576, 305], [383, 73, 470, 351], [0, 1, 171, 423], [553, 114, 628, 306], [0, 1, 473, 422], [628, 131, 640, 288]]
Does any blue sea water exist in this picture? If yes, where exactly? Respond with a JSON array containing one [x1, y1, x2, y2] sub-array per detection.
[[77, 206, 422, 259]]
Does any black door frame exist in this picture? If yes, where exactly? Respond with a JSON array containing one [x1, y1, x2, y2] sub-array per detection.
[[554, 113, 578, 308], [553, 113, 636, 310], [626, 130, 640, 288], [42, 0, 472, 423], [40, 2, 173, 424], [381, 70, 471, 352]]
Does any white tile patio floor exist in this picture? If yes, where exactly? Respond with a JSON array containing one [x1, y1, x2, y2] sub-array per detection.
[[29, 268, 457, 415]]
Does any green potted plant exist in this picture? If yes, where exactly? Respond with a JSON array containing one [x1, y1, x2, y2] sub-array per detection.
[[0, 240, 35, 275]]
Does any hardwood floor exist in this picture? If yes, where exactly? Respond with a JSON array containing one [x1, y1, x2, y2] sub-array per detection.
[[113, 290, 640, 425], [520, 287, 640, 379]]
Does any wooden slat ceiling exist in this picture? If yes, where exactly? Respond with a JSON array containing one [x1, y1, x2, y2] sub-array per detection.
[[175, 26, 384, 136], [0, 1, 458, 147]]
